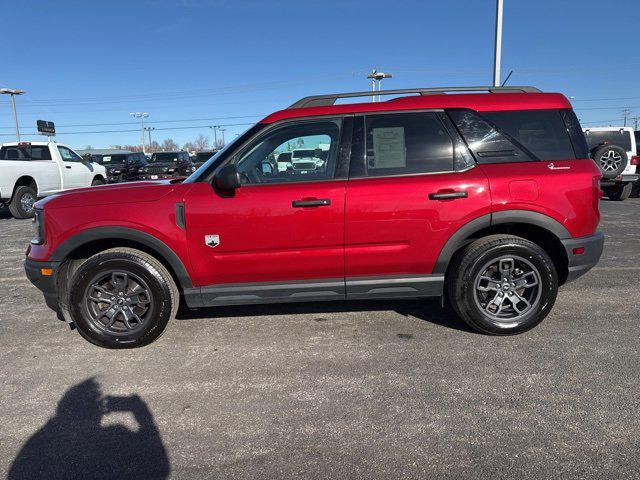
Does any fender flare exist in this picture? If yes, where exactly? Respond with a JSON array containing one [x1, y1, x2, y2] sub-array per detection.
[[50, 226, 193, 289], [433, 210, 571, 275]]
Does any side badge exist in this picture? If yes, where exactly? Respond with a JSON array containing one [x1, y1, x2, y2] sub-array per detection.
[[205, 234, 220, 248]]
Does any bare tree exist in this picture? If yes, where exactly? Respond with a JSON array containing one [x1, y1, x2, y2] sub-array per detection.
[[194, 134, 210, 151], [161, 139, 179, 151]]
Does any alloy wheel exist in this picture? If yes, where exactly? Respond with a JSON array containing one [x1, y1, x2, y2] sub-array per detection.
[[473, 255, 542, 323], [20, 193, 35, 214], [84, 270, 154, 334], [599, 150, 622, 172]]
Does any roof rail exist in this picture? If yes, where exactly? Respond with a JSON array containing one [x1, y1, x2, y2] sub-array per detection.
[[288, 86, 542, 109]]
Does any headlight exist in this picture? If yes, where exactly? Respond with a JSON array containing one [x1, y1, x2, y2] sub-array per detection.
[[31, 209, 45, 245]]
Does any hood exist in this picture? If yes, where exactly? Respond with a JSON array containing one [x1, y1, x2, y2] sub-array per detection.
[[36, 180, 183, 210]]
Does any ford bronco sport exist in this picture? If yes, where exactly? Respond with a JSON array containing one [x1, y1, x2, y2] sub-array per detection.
[[24, 86, 604, 348]]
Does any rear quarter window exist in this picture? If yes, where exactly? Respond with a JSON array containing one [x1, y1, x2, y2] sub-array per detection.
[[481, 110, 576, 161]]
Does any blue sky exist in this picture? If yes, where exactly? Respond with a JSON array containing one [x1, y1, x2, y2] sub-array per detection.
[[1, 0, 639, 149]]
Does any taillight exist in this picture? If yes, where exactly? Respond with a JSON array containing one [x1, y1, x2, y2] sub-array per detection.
[[631, 155, 640, 165], [593, 175, 603, 210]]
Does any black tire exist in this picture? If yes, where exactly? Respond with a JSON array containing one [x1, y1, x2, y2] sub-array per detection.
[[66, 248, 178, 348], [604, 183, 632, 201], [9, 185, 37, 219], [91, 177, 105, 186], [447, 235, 558, 335], [593, 145, 628, 179]]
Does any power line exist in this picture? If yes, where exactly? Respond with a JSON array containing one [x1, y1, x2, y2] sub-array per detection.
[[0, 122, 255, 137]]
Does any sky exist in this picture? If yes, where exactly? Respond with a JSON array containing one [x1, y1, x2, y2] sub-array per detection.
[[1, 0, 639, 150]]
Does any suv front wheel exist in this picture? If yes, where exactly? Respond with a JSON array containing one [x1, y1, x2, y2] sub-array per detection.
[[447, 235, 558, 335], [66, 248, 178, 348]]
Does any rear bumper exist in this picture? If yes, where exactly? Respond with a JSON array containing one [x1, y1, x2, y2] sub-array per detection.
[[600, 174, 639, 186], [561, 232, 604, 284], [24, 258, 61, 312]]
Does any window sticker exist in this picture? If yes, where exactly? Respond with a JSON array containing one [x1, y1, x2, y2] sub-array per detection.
[[371, 127, 406, 169]]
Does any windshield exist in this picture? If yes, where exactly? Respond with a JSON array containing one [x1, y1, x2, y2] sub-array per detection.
[[150, 152, 181, 163], [292, 149, 316, 158], [195, 152, 215, 163], [100, 154, 127, 164]]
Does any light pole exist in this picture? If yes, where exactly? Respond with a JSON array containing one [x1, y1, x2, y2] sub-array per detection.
[[219, 127, 226, 146], [129, 112, 149, 154], [493, 0, 504, 87], [367, 69, 392, 102], [1, 88, 26, 141]]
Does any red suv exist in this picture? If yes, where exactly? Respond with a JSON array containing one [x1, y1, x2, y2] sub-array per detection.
[[25, 86, 604, 348]]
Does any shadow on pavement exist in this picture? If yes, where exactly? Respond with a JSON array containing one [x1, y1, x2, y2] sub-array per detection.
[[8, 378, 170, 480], [177, 298, 475, 333]]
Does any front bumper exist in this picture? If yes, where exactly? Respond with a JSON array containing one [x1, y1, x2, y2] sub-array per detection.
[[24, 258, 61, 313], [139, 173, 178, 181], [561, 232, 604, 284]]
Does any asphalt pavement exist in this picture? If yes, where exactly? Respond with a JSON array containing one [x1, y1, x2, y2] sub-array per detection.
[[0, 200, 639, 479]]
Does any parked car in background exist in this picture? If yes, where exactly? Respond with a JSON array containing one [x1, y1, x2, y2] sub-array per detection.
[[91, 151, 148, 183], [0, 141, 106, 219], [24, 86, 604, 348], [140, 151, 194, 180], [192, 150, 218, 169], [583, 127, 639, 200]]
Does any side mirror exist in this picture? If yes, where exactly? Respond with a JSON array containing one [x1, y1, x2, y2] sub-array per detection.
[[213, 163, 241, 190]]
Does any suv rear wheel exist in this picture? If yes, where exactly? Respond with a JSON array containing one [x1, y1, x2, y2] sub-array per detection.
[[9, 185, 37, 219], [66, 248, 178, 348], [447, 235, 558, 335]]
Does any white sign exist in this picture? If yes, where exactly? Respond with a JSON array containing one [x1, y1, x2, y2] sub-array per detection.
[[371, 127, 406, 169]]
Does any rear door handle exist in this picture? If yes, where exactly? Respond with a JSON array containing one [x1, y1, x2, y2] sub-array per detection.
[[292, 198, 331, 208], [428, 191, 468, 200]]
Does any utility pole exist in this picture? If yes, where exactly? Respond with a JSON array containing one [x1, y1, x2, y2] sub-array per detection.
[[622, 108, 631, 127], [493, 0, 504, 87], [210, 125, 221, 148], [633, 116, 639, 131], [1, 88, 26, 141], [219, 127, 226, 146], [130, 112, 149, 154], [367, 69, 393, 102], [145, 127, 155, 152]]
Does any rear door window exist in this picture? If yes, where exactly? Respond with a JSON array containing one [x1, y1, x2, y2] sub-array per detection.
[[482, 110, 576, 161], [356, 112, 454, 177]]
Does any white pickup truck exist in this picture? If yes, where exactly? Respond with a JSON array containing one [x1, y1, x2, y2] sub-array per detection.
[[0, 141, 107, 218]]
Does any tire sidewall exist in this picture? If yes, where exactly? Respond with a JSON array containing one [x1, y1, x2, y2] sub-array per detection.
[[10, 186, 37, 219], [594, 145, 628, 179], [68, 254, 173, 348], [459, 243, 557, 334]]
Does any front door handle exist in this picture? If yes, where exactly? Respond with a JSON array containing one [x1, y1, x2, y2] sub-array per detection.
[[292, 198, 331, 208], [65, 165, 72, 169], [428, 191, 468, 200]]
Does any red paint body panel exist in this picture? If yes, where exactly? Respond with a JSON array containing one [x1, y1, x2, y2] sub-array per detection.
[[262, 93, 572, 124], [480, 159, 602, 238], [29, 182, 198, 283], [183, 181, 346, 285], [345, 168, 491, 277]]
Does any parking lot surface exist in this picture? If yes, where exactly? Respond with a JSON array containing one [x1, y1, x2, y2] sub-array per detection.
[[1, 200, 639, 479]]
